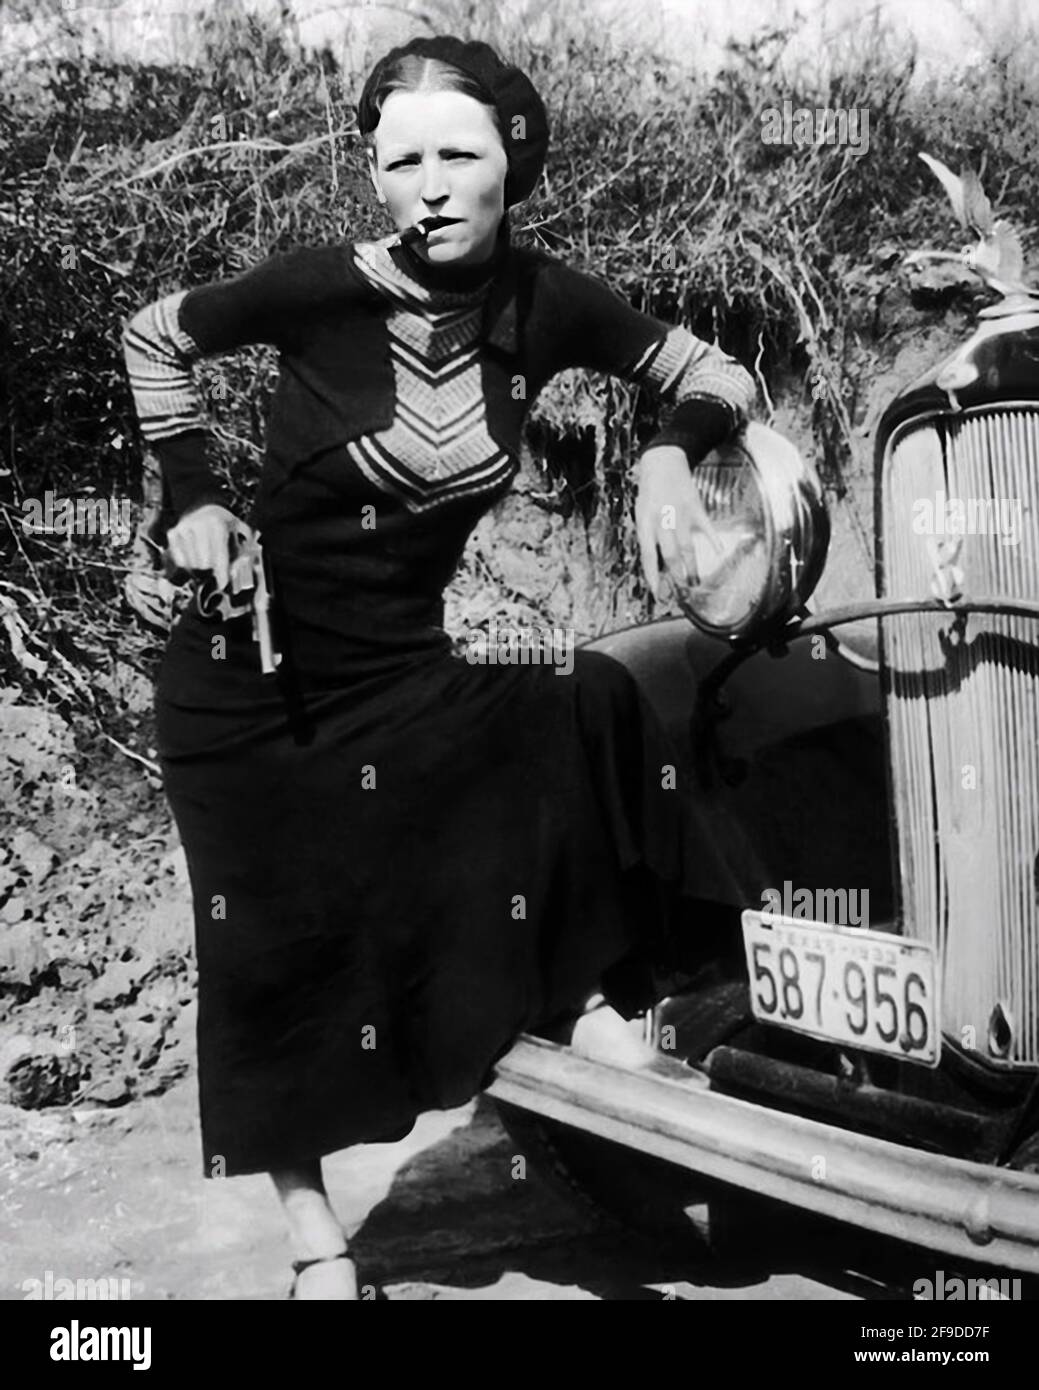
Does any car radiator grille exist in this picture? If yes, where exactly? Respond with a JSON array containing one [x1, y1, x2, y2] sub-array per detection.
[[881, 407, 1039, 1067]]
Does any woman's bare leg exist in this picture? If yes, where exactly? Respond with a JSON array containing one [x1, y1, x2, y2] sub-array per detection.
[[271, 1160, 358, 1299]]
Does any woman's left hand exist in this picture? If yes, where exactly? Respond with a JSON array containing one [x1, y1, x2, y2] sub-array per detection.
[[634, 446, 722, 600]]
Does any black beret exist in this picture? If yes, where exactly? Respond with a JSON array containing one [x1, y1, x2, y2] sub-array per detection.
[[356, 35, 549, 206]]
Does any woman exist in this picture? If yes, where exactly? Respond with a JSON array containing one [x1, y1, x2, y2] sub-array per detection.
[[122, 35, 756, 1300]]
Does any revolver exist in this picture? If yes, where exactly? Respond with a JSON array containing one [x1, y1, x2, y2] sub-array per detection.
[[163, 523, 282, 674]]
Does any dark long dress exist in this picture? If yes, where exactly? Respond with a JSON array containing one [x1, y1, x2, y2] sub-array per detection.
[[141, 235, 751, 1179], [157, 516, 683, 1176]]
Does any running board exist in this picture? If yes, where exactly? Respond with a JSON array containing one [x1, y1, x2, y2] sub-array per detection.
[[486, 1034, 1039, 1274]]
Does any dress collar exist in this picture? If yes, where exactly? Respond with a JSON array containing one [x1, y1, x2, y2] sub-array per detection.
[[389, 235, 505, 294], [393, 225, 520, 356], [351, 226, 521, 356]]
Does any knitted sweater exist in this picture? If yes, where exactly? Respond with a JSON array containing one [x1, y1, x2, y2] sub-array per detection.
[[122, 234, 757, 526]]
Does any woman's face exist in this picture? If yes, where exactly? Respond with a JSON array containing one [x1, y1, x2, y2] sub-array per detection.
[[367, 89, 509, 266]]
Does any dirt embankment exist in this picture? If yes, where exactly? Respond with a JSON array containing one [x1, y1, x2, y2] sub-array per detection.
[[0, 687, 194, 1118]]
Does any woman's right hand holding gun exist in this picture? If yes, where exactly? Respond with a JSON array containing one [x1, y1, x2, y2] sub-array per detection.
[[165, 503, 253, 591]]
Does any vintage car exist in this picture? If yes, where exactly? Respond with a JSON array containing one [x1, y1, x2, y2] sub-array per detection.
[[488, 157, 1039, 1284]]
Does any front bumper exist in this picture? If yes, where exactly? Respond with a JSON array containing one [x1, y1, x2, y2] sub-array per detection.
[[487, 1035, 1039, 1274]]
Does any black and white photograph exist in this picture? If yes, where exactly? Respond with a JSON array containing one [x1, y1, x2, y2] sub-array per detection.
[[1, 0, 1038, 1355]]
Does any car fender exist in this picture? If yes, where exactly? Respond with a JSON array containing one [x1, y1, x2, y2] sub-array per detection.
[[586, 617, 894, 923]]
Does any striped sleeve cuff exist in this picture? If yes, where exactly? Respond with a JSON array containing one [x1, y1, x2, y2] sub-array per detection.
[[123, 291, 236, 521], [122, 290, 208, 441], [637, 327, 757, 415], [635, 326, 756, 461]]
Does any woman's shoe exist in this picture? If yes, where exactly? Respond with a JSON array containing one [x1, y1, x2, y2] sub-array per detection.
[[287, 1247, 355, 1301], [569, 996, 658, 1069]]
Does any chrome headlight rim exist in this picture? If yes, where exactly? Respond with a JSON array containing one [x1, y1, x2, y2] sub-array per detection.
[[674, 422, 831, 641]]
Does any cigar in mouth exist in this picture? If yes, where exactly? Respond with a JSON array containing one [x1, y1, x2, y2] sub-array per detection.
[[395, 216, 458, 246], [396, 223, 430, 247]]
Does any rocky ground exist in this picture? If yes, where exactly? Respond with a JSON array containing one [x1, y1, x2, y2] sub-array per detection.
[[0, 691, 192, 1118]]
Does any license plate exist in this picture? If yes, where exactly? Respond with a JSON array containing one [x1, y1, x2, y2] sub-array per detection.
[[740, 911, 941, 1067]]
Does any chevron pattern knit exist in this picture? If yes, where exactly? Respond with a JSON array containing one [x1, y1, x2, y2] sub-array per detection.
[[348, 240, 517, 513]]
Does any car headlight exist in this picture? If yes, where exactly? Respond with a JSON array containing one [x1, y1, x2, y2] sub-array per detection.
[[671, 422, 830, 640]]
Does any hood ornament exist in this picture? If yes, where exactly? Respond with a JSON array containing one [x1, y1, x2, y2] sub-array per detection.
[[904, 153, 1039, 314]]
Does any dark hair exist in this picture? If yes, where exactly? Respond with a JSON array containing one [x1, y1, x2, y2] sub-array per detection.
[[357, 37, 549, 206], [359, 54, 505, 149]]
